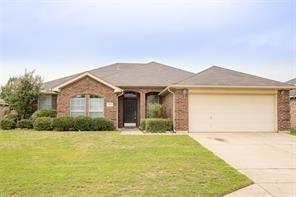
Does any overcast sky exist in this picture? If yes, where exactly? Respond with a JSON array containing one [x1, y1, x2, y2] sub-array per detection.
[[0, 0, 295, 85]]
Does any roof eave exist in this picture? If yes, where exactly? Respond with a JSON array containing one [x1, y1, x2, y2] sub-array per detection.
[[159, 84, 296, 95], [170, 84, 296, 89]]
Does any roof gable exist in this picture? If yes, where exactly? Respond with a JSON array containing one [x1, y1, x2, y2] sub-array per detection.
[[52, 72, 122, 93], [175, 66, 293, 88]]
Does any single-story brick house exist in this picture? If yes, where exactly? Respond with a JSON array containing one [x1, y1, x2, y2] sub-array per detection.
[[287, 78, 296, 129], [40, 62, 295, 132]]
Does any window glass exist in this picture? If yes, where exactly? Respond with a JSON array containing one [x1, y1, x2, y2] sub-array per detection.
[[38, 95, 52, 109], [89, 95, 104, 117], [147, 94, 160, 104], [70, 95, 85, 117]]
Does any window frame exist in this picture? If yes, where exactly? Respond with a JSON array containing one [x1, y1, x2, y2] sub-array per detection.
[[38, 95, 53, 110], [88, 95, 104, 118], [70, 95, 86, 117]]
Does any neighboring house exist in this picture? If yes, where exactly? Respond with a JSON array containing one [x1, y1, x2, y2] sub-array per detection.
[[287, 78, 296, 129], [0, 99, 9, 118], [41, 62, 295, 132]]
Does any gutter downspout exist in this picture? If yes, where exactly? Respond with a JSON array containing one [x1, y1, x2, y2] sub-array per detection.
[[167, 87, 176, 133]]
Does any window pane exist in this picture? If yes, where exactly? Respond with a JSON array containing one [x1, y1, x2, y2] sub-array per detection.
[[89, 96, 104, 117], [39, 95, 52, 109], [89, 112, 104, 118], [147, 94, 159, 104], [70, 95, 85, 116], [71, 112, 85, 117]]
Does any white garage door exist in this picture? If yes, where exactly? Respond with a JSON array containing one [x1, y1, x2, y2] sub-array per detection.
[[189, 94, 276, 132]]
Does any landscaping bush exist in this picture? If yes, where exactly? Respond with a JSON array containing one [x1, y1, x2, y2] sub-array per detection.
[[91, 117, 114, 131], [4, 110, 19, 123], [144, 118, 173, 133], [31, 109, 56, 122], [147, 104, 164, 118], [33, 117, 52, 131], [52, 117, 74, 131], [16, 119, 33, 129], [0, 118, 16, 130], [139, 119, 146, 130], [74, 116, 93, 131]]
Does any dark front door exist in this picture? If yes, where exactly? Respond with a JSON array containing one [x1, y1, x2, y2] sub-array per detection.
[[123, 99, 137, 127]]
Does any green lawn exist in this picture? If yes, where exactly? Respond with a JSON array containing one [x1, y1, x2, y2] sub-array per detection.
[[291, 129, 296, 136], [0, 130, 252, 196]]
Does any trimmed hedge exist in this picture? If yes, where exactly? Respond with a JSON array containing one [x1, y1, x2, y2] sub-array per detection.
[[91, 117, 115, 131], [16, 119, 33, 129], [31, 109, 57, 122], [33, 117, 52, 131], [139, 119, 146, 130], [0, 118, 16, 130], [52, 117, 74, 131], [141, 118, 173, 133], [74, 116, 93, 131]]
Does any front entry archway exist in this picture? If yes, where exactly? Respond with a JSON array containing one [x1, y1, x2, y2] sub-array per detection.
[[118, 91, 140, 128]]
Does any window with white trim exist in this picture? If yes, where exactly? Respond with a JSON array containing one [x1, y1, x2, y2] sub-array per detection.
[[70, 95, 86, 117], [38, 95, 52, 109], [89, 95, 104, 117]]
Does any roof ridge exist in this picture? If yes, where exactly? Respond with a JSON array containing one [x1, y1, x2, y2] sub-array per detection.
[[173, 65, 216, 84], [286, 77, 296, 84], [147, 61, 194, 75]]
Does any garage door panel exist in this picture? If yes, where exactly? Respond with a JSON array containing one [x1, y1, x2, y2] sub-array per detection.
[[189, 94, 276, 132]]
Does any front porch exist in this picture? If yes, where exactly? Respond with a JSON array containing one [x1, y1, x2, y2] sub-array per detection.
[[117, 88, 163, 128]]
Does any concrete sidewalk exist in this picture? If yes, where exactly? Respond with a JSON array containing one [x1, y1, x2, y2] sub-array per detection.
[[189, 132, 296, 197]]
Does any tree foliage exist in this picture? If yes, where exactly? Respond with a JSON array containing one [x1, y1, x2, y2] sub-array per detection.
[[0, 70, 43, 119]]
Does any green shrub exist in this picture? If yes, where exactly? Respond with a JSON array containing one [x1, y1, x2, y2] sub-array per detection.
[[31, 109, 56, 122], [16, 119, 33, 129], [91, 117, 114, 131], [4, 110, 19, 123], [33, 117, 52, 131], [52, 117, 74, 131], [0, 118, 16, 130], [145, 118, 173, 133], [74, 116, 93, 131], [139, 119, 146, 130], [147, 104, 164, 118]]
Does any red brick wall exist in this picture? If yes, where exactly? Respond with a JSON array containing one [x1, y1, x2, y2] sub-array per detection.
[[160, 89, 189, 131], [57, 76, 118, 126], [174, 89, 188, 131], [278, 90, 291, 131], [290, 98, 296, 129]]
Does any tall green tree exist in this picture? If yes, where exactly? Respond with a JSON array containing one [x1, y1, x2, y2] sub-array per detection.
[[1, 70, 43, 119]]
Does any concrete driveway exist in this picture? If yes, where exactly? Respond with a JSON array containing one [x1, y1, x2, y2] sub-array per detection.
[[189, 133, 296, 197]]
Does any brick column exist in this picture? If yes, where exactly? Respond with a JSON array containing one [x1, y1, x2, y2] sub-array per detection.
[[174, 89, 188, 131], [140, 92, 146, 120], [278, 90, 291, 131]]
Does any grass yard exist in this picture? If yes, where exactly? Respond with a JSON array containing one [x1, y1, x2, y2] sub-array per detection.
[[0, 130, 252, 196], [291, 129, 296, 136]]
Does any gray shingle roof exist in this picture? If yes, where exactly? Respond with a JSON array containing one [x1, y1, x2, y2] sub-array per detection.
[[287, 78, 296, 98], [175, 66, 293, 88], [43, 62, 194, 91]]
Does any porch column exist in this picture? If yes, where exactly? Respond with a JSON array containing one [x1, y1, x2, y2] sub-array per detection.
[[140, 92, 146, 120]]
